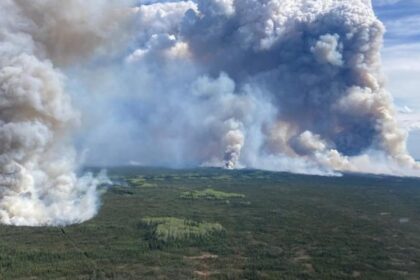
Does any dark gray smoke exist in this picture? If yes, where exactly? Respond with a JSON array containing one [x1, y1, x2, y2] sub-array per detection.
[[79, 0, 416, 175], [2, 0, 418, 226], [177, 0, 416, 172]]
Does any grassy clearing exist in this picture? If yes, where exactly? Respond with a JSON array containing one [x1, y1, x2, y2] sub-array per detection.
[[180, 188, 245, 201], [141, 217, 224, 243], [127, 177, 157, 188]]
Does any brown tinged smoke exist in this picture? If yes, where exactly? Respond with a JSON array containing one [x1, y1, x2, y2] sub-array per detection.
[[1, 0, 418, 226], [0, 0, 129, 226]]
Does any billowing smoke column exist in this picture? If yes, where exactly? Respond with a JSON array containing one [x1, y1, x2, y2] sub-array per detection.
[[0, 0, 124, 226], [115, 0, 418, 175], [1, 0, 417, 227]]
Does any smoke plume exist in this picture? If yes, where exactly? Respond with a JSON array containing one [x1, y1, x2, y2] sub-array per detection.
[[80, 0, 415, 176], [0, 0, 128, 226], [1, 0, 418, 225]]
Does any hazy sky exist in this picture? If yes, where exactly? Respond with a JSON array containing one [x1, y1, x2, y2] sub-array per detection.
[[373, 0, 420, 158]]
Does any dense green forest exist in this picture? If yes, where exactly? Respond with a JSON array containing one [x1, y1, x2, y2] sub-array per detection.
[[1, 167, 420, 279]]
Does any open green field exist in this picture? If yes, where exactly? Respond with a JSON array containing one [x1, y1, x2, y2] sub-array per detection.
[[1, 167, 420, 279]]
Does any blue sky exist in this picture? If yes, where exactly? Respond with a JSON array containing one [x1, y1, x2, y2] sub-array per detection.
[[373, 0, 420, 158]]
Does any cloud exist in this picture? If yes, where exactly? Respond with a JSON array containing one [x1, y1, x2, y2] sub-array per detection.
[[381, 43, 420, 110], [374, 0, 402, 6], [397, 109, 420, 132]]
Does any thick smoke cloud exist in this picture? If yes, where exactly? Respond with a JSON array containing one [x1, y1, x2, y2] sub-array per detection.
[[1, 0, 418, 226], [81, 0, 417, 176], [0, 0, 127, 226]]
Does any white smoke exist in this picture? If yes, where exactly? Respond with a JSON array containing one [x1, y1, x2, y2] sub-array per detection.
[[58, 0, 420, 177], [0, 0, 129, 226], [2, 0, 417, 227], [107, 0, 418, 175]]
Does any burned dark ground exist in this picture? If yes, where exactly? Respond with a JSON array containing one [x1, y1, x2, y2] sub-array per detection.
[[1, 167, 420, 279]]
